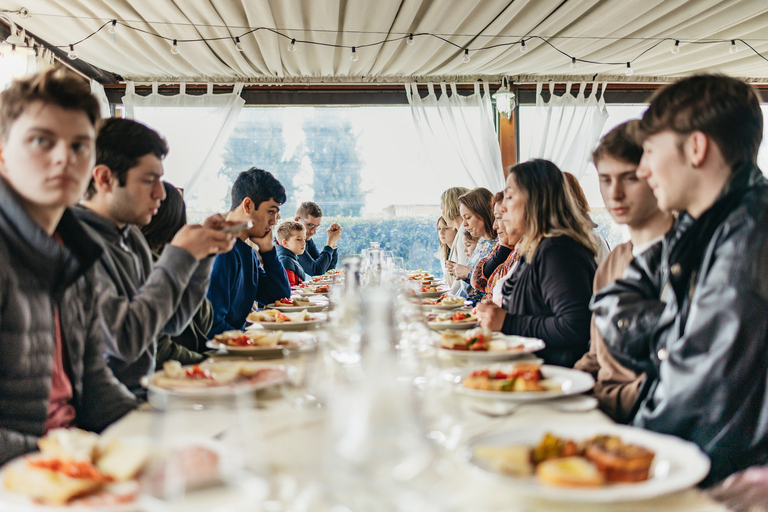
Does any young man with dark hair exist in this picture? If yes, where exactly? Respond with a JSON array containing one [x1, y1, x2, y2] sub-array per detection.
[[0, 70, 136, 463], [294, 201, 342, 276], [574, 120, 672, 423], [206, 167, 291, 336], [592, 75, 768, 484], [76, 117, 236, 397]]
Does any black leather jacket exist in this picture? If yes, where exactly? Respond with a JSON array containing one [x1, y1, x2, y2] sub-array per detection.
[[592, 166, 768, 486], [0, 179, 137, 463]]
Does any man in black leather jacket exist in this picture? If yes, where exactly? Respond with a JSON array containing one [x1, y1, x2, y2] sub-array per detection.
[[0, 70, 137, 463], [592, 75, 768, 485]]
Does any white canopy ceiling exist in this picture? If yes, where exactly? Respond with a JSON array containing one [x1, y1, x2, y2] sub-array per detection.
[[3, 0, 768, 84]]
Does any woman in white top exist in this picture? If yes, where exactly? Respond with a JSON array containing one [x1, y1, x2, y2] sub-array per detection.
[[440, 186, 470, 289]]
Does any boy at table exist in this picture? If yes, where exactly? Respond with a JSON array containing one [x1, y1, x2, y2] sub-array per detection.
[[76, 118, 236, 397], [592, 75, 768, 484], [573, 121, 672, 423], [275, 220, 308, 286], [206, 167, 292, 336], [0, 70, 136, 463]]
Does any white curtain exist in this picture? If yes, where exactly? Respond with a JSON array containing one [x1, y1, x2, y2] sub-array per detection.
[[90, 80, 111, 119], [405, 81, 505, 193], [122, 82, 245, 195], [522, 82, 609, 180], [0, 47, 54, 90]]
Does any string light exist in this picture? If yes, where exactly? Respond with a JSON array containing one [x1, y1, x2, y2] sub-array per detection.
[[67, 44, 77, 60], [625, 62, 633, 76], [9, 43, 16, 56], [288, 38, 296, 52], [108, 20, 116, 34], [492, 76, 515, 118], [730, 40, 738, 54], [350, 46, 358, 61], [570, 57, 578, 69], [170, 39, 179, 54], [671, 40, 680, 54], [235, 36, 243, 51], [407, 34, 414, 46], [519, 40, 528, 53], [462, 48, 470, 63]]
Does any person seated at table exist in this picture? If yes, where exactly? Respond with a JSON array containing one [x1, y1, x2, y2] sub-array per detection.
[[440, 186, 470, 291], [293, 201, 341, 276], [471, 192, 521, 305], [573, 121, 673, 423], [435, 216, 457, 282], [449, 187, 498, 302], [563, 171, 611, 264], [475, 159, 597, 368], [592, 75, 768, 486], [462, 229, 478, 260], [275, 220, 308, 286], [141, 181, 214, 369], [76, 118, 235, 398], [207, 168, 292, 336], [0, 69, 137, 463]]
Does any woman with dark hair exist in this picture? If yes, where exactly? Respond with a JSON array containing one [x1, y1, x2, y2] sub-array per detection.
[[141, 182, 213, 368], [470, 191, 522, 304], [476, 160, 597, 368]]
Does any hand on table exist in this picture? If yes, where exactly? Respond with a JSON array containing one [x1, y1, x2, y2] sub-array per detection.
[[475, 301, 506, 331]]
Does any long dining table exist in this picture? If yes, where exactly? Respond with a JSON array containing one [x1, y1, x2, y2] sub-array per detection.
[[102, 348, 727, 512]]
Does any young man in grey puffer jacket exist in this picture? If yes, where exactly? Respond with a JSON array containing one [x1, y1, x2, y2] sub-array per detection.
[[0, 70, 137, 464]]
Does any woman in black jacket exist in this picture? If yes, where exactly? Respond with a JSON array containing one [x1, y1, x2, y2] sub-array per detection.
[[476, 159, 598, 368]]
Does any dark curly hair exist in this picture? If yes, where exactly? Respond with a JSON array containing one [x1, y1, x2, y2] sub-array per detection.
[[141, 182, 186, 253], [229, 167, 286, 211]]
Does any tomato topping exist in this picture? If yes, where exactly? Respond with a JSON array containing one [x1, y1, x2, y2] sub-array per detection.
[[277, 298, 294, 305], [29, 459, 112, 482], [185, 365, 214, 379], [228, 334, 253, 346], [276, 312, 291, 322], [451, 312, 470, 321]]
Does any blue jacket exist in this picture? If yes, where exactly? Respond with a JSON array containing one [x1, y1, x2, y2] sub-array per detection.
[[206, 239, 291, 336], [276, 244, 307, 285], [297, 237, 338, 276]]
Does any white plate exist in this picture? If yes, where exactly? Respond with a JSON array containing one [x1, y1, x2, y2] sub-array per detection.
[[436, 334, 546, 361], [0, 450, 144, 512], [205, 332, 315, 355], [443, 364, 594, 401], [428, 319, 479, 330], [417, 289, 451, 298], [267, 302, 328, 312], [465, 423, 710, 502], [422, 301, 467, 310], [145, 362, 285, 397], [247, 313, 327, 331]]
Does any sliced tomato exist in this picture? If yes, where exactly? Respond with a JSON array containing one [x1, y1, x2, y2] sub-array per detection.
[[185, 365, 214, 380]]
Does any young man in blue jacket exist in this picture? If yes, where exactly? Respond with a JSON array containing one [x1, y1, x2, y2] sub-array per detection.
[[207, 167, 292, 335]]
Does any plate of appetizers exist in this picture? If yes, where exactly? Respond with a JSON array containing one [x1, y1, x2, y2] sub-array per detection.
[[145, 361, 285, 397], [466, 424, 710, 502], [293, 284, 330, 296], [442, 361, 594, 401], [205, 330, 314, 355], [421, 294, 467, 310], [416, 285, 451, 299], [267, 297, 328, 312], [435, 328, 545, 360], [246, 310, 327, 331], [0, 428, 149, 511], [426, 311, 478, 330]]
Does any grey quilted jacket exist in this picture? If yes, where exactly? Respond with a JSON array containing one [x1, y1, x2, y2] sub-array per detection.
[[0, 178, 137, 464]]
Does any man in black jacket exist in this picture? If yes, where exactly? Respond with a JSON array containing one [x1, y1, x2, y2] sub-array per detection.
[[0, 70, 137, 463], [592, 75, 768, 485]]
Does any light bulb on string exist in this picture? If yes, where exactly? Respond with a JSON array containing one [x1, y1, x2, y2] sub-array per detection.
[[671, 40, 680, 54], [462, 49, 470, 63], [288, 38, 296, 52], [108, 20, 116, 35], [171, 39, 179, 55], [520, 40, 528, 53], [730, 40, 738, 54], [407, 34, 414, 46], [350, 47, 358, 61], [625, 62, 633, 76], [67, 44, 77, 60], [570, 57, 578, 69], [10, 44, 16, 56], [235, 37, 244, 52]]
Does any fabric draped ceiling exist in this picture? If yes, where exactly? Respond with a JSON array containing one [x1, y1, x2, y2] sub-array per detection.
[[522, 82, 609, 181], [406, 81, 505, 194], [122, 82, 245, 195]]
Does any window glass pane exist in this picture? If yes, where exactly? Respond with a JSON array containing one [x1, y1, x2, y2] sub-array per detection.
[[185, 106, 458, 276]]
